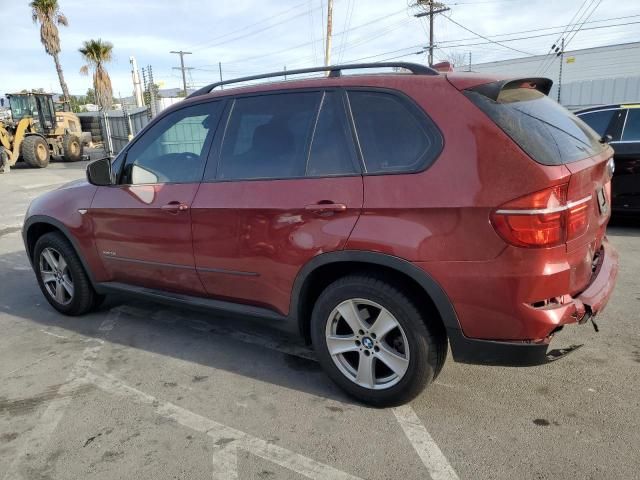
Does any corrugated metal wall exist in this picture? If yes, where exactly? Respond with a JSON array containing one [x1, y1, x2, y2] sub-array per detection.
[[553, 76, 640, 110]]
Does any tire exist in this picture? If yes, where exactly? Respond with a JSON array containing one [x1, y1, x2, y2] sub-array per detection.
[[33, 232, 99, 316], [62, 134, 83, 161], [21, 135, 50, 168], [310, 275, 446, 407]]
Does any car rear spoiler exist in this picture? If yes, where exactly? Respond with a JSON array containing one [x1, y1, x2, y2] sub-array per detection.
[[468, 78, 553, 101]]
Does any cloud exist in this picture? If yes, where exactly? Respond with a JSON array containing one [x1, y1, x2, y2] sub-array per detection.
[[1, 0, 638, 96]]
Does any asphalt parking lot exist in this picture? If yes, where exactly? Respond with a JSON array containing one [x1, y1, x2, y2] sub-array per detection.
[[1, 159, 639, 480]]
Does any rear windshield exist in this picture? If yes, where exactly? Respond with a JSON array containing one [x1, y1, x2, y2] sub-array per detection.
[[465, 86, 606, 166]]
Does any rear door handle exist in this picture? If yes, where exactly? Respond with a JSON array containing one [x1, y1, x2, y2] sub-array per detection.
[[161, 201, 189, 213], [304, 202, 347, 213]]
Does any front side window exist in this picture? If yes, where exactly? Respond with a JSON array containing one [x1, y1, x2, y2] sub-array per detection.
[[577, 109, 616, 137], [217, 92, 321, 180], [121, 101, 222, 185], [348, 90, 442, 174], [621, 109, 640, 141]]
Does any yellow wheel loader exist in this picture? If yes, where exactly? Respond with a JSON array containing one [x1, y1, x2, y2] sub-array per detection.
[[0, 92, 89, 173]]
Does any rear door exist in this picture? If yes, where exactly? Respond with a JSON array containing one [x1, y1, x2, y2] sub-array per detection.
[[90, 100, 224, 294], [191, 90, 363, 315]]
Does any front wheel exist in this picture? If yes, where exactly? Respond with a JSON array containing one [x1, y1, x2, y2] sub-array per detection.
[[62, 134, 83, 161], [311, 275, 446, 407], [33, 232, 100, 316]]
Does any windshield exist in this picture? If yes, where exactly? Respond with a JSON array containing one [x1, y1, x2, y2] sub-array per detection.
[[465, 86, 606, 166], [8, 95, 37, 121]]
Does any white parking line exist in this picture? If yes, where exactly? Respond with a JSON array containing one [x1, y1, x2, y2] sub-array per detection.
[[125, 305, 459, 479], [84, 370, 363, 480], [393, 405, 460, 480], [3, 313, 118, 480]]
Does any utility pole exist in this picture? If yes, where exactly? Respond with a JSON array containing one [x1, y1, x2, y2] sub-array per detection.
[[557, 38, 565, 104], [130, 56, 144, 107], [414, 1, 450, 67], [324, 0, 334, 69], [218, 62, 223, 90], [170, 50, 192, 96], [467, 52, 472, 72]]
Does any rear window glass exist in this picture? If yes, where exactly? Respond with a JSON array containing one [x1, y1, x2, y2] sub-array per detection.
[[622, 109, 640, 141], [466, 86, 606, 166], [348, 91, 442, 174], [577, 109, 616, 137]]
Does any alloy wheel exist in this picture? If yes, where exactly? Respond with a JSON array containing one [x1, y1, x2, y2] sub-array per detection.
[[39, 247, 74, 305], [325, 298, 410, 390]]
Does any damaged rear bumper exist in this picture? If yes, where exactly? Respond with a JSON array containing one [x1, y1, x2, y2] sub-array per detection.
[[448, 237, 619, 366]]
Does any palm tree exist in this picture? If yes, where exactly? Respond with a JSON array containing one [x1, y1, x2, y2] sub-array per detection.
[[30, 0, 71, 103], [79, 39, 114, 111]]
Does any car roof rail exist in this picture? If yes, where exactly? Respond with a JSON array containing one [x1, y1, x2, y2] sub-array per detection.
[[187, 62, 439, 98]]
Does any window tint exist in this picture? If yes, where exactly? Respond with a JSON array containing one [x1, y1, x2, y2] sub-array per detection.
[[348, 91, 441, 173], [578, 109, 616, 137], [121, 102, 221, 184], [622, 109, 640, 141], [466, 87, 606, 166], [218, 93, 321, 180], [306, 92, 358, 176]]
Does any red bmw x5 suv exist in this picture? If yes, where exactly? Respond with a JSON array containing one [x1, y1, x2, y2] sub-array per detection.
[[23, 63, 619, 406]]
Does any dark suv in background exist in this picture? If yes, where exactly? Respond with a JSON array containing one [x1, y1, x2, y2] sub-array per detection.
[[23, 63, 618, 406], [576, 104, 640, 214]]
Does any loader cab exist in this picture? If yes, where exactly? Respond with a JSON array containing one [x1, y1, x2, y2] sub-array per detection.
[[7, 93, 56, 133]]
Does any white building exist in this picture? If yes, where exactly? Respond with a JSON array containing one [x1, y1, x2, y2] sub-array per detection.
[[472, 42, 640, 109]]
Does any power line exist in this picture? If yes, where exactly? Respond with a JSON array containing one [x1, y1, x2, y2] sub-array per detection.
[[195, 9, 318, 52], [535, 0, 592, 74], [565, 0, 603, 49], [442, 13, 533, 56], [188, 1, 309, 50]]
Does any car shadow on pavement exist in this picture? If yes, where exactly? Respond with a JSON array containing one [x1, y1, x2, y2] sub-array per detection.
[[0, 250, 358, 407]]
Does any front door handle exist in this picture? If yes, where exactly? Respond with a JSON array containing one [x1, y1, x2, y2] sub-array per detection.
[[304, 202, 347, 214], [161, 201, 189, 213]]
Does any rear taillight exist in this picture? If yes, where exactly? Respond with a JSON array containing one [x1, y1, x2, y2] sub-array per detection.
[[491, 184, 592, 248]]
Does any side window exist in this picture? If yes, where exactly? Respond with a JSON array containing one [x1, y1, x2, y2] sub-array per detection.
[[217, 92, 321, 180], [306, 92, 359, 176], [577, 110, 616, 137], [348, 91, 442, 174], [121, 102, 222, 185], [622, 109, 640, 141]]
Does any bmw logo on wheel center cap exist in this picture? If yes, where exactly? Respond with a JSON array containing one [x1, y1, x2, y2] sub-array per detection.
[[362, 337, 374, 349]]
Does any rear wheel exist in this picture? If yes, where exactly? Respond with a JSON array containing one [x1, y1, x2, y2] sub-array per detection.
[[311, 275, 446, 407], [62, 134, 83, 161], [21, 135, 50, 168], [34, 232, 100, 315]]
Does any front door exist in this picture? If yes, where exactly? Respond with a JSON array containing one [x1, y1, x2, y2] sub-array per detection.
[[90, 100, 224, 294], [192, 90, 363, 315]]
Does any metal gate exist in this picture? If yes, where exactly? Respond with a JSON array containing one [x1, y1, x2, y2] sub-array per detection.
[[77, 107, 150, 156]]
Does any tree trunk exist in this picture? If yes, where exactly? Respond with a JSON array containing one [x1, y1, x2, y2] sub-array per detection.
[[52, 53, 71, 104]]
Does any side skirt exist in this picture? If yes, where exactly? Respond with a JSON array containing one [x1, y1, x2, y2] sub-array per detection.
[[96, 282, 295, 330]]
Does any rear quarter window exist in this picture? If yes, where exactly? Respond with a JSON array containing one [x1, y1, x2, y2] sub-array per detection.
[[347, 90, 443, 174]]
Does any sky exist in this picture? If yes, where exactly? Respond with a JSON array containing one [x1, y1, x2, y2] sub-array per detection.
[[1, 0, 639, 97]]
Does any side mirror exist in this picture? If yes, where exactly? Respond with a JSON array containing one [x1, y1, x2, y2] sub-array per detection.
[[600, 134, 613, 144], [86, 157, 113, 186]]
